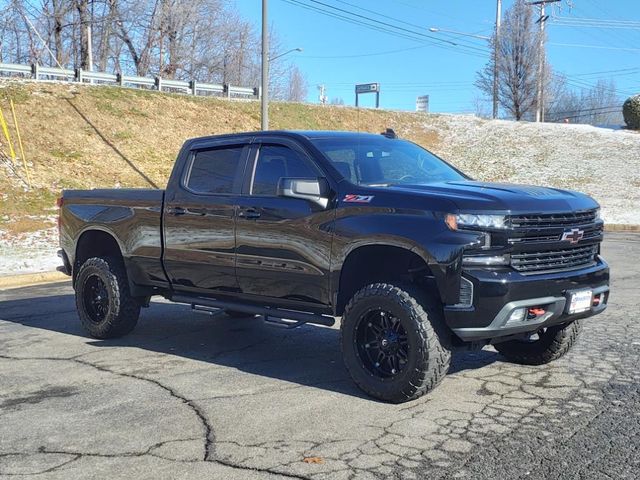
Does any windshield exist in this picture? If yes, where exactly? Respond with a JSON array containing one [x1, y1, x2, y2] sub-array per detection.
[[310, 136, 466, 186]]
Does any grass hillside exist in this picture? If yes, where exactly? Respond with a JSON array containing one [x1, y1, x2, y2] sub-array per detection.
[[1, 80, 639, 239], [0, 81, 439, 234]]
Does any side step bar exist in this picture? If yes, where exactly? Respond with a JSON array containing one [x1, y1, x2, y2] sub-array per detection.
[[171, 294, 336, 328]]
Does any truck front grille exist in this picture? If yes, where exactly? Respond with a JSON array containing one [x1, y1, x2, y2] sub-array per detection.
[[510, 244, 598, 274], [507, 209, 603, 246], [508, 224, 603, 244], [510, 210, 598, 228]]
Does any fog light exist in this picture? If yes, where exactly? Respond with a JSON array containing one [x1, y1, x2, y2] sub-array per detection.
[[506, 308, 527, 324]]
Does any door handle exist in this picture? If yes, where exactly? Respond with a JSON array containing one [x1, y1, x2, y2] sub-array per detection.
[[238, 208, 261, 219], [166, 207, 186, 216]]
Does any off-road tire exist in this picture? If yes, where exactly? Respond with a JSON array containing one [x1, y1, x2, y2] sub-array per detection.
[[75, 256, 141, 339], [494, 321, 582, 365], [341, 283, 452, 403]]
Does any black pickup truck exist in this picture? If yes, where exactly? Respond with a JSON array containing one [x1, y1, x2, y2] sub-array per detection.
[[58, 130, 610, 403]]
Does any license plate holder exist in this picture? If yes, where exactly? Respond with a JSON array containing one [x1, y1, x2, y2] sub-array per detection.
[[567, 289, 593, 314]]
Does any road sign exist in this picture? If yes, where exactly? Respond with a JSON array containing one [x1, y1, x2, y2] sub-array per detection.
[[355, 83, 380, 94], [355, 83, 380, 108], [416, 95, 429, 113]]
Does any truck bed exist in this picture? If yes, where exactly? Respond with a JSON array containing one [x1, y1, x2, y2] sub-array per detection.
[[59, 188, 167, 289]]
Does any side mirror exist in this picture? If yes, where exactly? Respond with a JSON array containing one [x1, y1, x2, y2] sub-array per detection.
[[277, 177, 330, 208]]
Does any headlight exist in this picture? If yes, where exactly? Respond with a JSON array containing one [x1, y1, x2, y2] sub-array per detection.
[[594, 208, 601, 220], [445, 213, 508, 230]]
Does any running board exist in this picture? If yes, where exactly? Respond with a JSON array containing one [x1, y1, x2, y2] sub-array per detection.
[[171, 294, 336, 328]]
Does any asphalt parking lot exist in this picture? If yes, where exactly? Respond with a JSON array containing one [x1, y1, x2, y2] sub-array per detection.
[[1, 233, 638, 480]]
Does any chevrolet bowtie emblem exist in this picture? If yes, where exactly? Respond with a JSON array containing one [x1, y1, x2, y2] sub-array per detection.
[[561, 228, 585, 244]]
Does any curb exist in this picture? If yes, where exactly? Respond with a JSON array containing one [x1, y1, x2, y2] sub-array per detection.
[[0, 271, 69, 290], [605, 224, 640, 233]]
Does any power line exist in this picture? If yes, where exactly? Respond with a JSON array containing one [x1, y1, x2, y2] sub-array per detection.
[[280, 0, 490, 58], [550, 15, 640, 28], [548, 109, 621, 122], [555, 73, 638, 97], [300, 44, 428, 59], [281, 0, 436, 46], [567, 67, 640, 78], [549, 105, 622, 116], [548, 42, 640, 52], [332, 0, 490, 51], [568, 1, 637, 50]]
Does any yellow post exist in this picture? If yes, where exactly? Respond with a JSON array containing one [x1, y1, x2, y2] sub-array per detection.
[[9, 100, 32, 188], [0, 105, 16, 161]]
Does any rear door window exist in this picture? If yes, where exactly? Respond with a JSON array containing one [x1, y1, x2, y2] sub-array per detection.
[[186, 146, 245, 194]]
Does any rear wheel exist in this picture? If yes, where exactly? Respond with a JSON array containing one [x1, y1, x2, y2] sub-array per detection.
[[494, 321, 582, 365], [341, 283, 451, 403], [75, 257, 141, 339]]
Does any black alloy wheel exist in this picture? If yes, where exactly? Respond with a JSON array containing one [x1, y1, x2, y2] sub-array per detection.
[[75, 256, 141, 339], [355, 309, 409, 378], [340, 283, 451, 403], [82, 274, 110, 323]]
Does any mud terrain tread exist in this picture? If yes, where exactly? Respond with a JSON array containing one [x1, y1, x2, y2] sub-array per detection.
[[494, 321, 582, 365], [341, 283, 451, 403]]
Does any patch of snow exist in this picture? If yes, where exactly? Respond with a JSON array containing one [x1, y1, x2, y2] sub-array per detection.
[[431, 117, 640, 225], [0, 227, 59, 276]]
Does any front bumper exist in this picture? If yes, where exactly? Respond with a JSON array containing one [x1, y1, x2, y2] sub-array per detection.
[[444, 256, 610, 341]]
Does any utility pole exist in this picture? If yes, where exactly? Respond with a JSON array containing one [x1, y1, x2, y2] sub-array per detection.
[[318, 84, 327, 105], [261, 0, 269, 130], [492, 0, 502, 119], [529, 0, 560, 122]]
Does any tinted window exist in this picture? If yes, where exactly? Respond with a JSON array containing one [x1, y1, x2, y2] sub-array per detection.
[[186, 146, 244, 194], [252, 145, 318, 196], [311, 137, 465, 186]]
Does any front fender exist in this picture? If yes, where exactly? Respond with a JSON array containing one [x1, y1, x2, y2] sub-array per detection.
[[330, 208, 482, 304]]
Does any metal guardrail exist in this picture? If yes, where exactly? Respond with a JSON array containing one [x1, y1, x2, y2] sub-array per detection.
[[0, 62, 260, 100]]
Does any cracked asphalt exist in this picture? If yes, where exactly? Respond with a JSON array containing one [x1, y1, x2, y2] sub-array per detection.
[[1, 232, 638, 479]]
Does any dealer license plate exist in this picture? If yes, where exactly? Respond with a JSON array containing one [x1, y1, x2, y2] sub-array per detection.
[[568, 290, 592, 314]]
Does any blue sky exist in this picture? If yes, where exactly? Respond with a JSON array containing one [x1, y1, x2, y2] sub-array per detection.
[[234, 0, 640, 113]]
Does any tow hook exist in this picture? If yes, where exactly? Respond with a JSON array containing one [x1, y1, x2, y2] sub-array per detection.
[[527, 307, 547, 320]]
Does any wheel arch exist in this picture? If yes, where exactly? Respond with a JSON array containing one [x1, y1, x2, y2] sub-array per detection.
[[73, 227, 125, 284], [334, 242, 437, 316]]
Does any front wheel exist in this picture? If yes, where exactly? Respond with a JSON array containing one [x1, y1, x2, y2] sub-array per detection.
[[494, 321, 582, 365], [75, 257, 141, 339], [340, 283, 451, 403]]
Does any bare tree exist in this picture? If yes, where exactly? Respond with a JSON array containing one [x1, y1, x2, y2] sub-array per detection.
[[330, 97, 345, 105], [285, 65, 307, 102], [476, 0, 540, 120], [0, 0, 307, 95], [74, 0, 90, 68], [547, 77, 622, 125], [471, 95, 492, 119]]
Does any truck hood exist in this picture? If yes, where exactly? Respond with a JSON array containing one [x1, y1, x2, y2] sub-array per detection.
[[388, 180, 598, 213]]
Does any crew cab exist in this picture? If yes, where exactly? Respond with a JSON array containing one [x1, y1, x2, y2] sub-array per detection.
[[58, 130, 610, 403]]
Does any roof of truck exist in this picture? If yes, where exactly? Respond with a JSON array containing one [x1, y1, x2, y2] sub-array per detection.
[[187, 130, 394, 144]]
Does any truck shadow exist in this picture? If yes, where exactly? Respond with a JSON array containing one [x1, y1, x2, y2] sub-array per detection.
[[0, 284, 500, 401]]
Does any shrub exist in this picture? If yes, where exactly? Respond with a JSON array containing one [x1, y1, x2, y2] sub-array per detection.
[[623, 94, 640, 129]]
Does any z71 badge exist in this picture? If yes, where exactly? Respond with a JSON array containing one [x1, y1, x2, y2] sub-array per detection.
[[343, 194, 374, 203]]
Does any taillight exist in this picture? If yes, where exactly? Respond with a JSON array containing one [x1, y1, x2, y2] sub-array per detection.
[[56, 197, 64, 208]]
